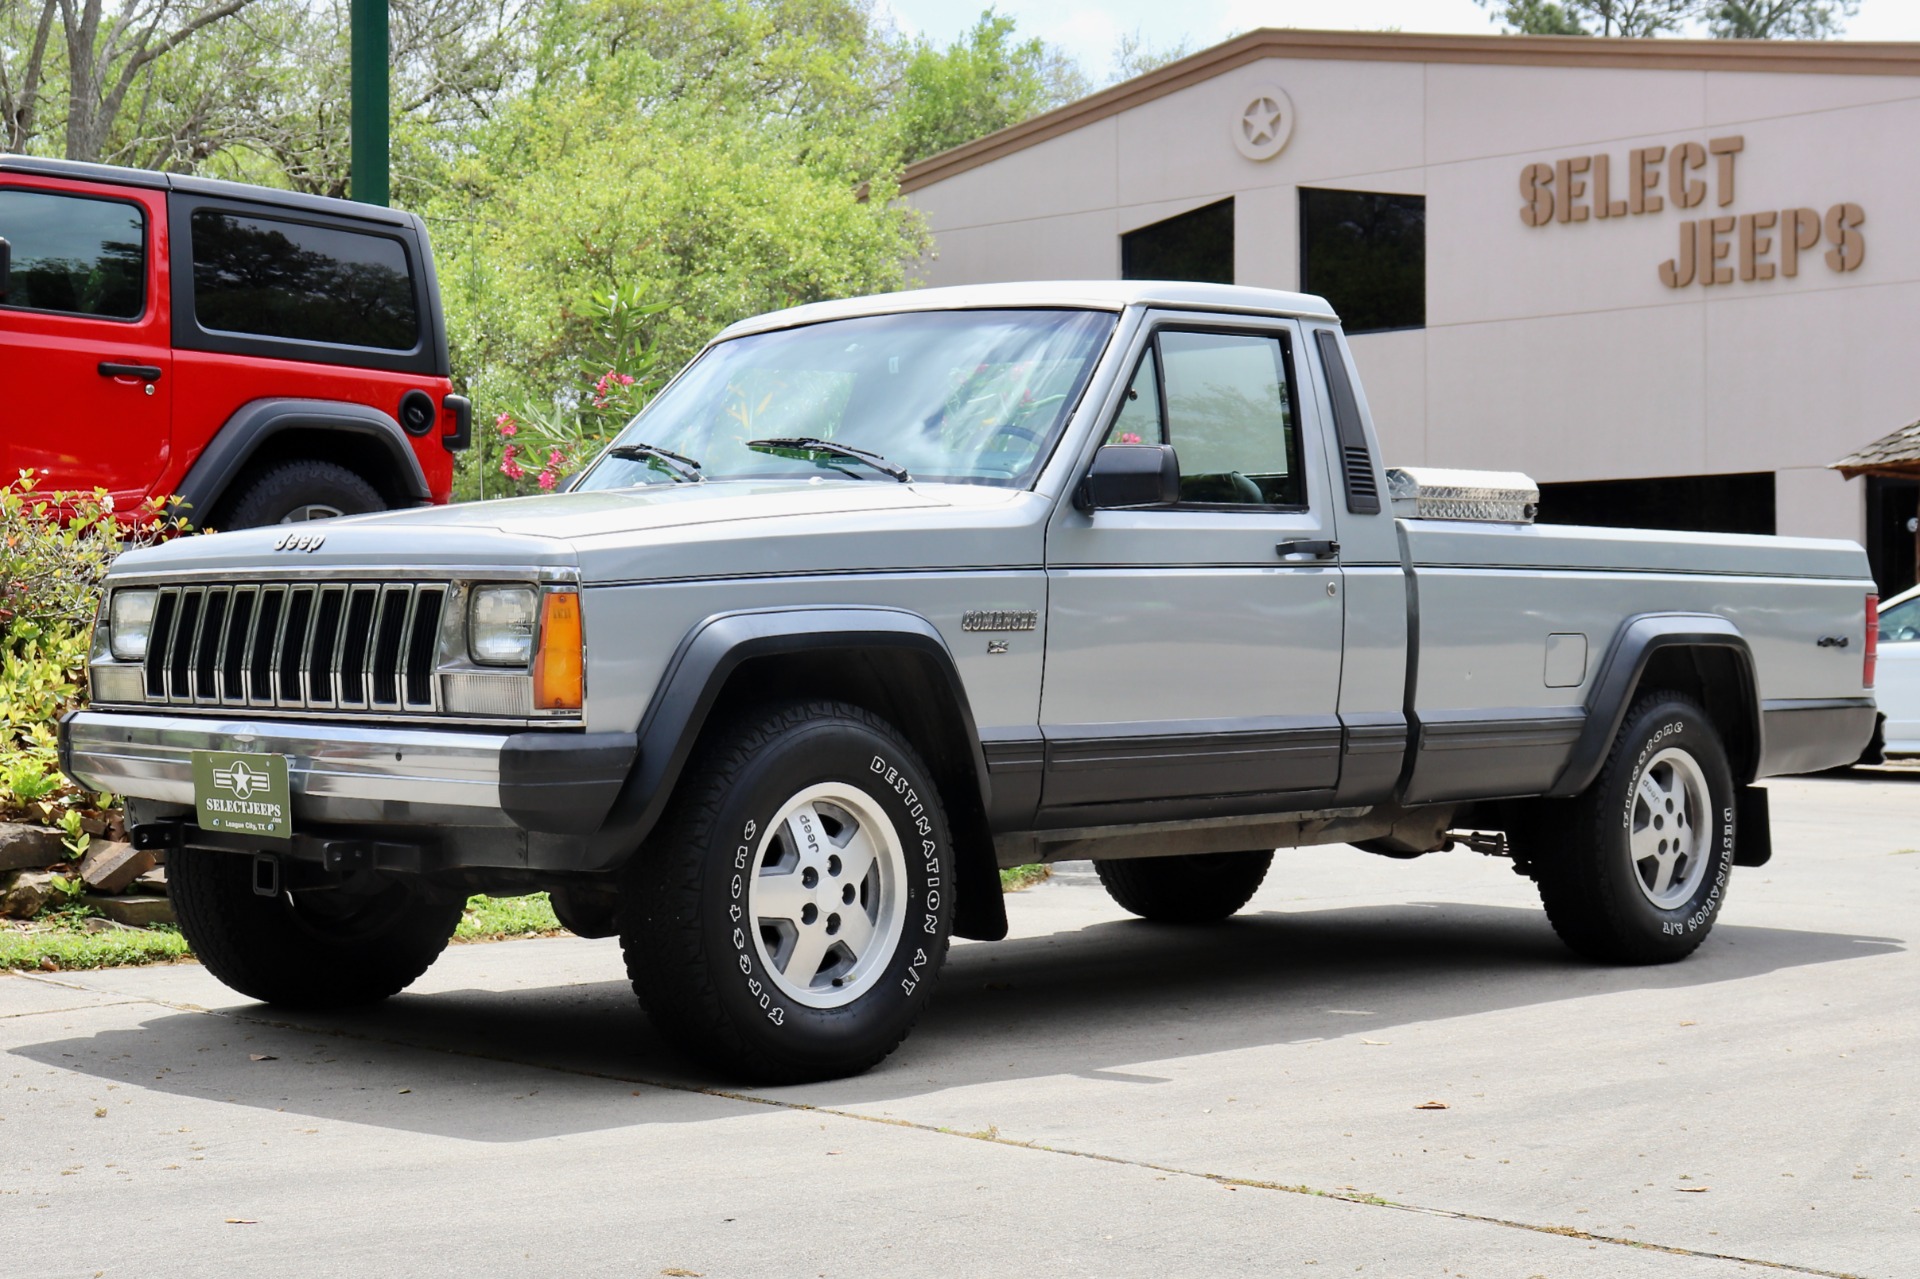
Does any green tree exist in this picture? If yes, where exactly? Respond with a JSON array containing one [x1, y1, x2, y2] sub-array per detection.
[[1478, 0, 1696, 36], [1705, 0, 1857, 38], [425, 0, 930, 490], [1478, 0, 1855, 36], [1480, 0, 1590, 34], [896, 8, 1087, 163], [1110, 29, 1192, 82], [0, 0, 267, 161]]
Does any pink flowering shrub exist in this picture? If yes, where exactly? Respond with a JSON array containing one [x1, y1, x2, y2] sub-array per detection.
[[475, 289, 667, 498]]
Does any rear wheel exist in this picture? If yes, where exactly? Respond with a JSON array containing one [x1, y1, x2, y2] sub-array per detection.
[[619, 701, 954, 1082], [1093, 850, 1274, 923], [217, 459, 384, 528], [167, 847, 463, 1007], [1532, 692, 1736, 964]]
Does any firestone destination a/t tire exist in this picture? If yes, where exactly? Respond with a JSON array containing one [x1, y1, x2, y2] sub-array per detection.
[[1534, 691, 1736, 965], [619, 700, 955, 1083]]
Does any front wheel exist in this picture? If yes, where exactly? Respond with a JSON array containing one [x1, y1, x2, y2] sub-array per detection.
[[619, 701, 954, 1082], [1532, 692, 1736, 964], [167, 848, 464, 1007]]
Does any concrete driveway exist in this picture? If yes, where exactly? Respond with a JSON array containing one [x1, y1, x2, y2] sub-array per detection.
[[2, 772, 1914, 1278]]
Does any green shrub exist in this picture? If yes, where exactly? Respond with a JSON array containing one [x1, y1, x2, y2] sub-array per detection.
[[465, 289, 669, 500], [0, 471, 191, 822]]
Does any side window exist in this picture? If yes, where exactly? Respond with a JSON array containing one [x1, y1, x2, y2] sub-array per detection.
[[1112, 329, 1303, 508], [190, 209, 418, 350], [0, 189, 146, 319], [1880, 596, 1920, 643]]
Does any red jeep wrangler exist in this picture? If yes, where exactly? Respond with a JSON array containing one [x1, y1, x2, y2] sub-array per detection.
[[0, 156, 469, 527]]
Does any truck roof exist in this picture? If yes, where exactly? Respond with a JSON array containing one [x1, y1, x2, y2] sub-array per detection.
[[0, 154, 420, 230], [714, 280, 1341, 341]]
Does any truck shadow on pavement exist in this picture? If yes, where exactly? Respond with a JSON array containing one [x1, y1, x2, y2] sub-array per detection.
[[8, 900, 1901, 1141]]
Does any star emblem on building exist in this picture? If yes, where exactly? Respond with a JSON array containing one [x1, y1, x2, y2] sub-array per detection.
[[1242, 97, 1284, 146]]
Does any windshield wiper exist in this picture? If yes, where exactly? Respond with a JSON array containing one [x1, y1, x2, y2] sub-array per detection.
[[606, 442, 704, 483], [744, 437, 911, 483]]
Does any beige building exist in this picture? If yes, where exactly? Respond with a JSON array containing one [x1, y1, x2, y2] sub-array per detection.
[[901, 30, 1920, 591]]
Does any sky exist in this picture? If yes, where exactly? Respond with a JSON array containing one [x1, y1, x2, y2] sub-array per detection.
[[874, 0, 1920, 84]]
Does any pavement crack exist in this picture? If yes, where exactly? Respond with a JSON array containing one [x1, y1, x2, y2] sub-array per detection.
[[695, 1093, 1869, 1279], [0, 998, 150, 1020], [42, 986, 1865, 1279]]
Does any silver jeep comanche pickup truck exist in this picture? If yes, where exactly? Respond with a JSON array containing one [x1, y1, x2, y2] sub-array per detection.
[[61, 282, 1878, 1081]]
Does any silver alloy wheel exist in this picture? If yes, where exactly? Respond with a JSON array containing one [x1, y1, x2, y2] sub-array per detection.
[[748, 781, 908, 1009], [1629, 746, 1712, 910], [279, 504, 344, 522]]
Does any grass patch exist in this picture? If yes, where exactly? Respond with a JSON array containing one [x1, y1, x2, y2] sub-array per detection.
[[454, 892, 565, 941], [999, 864, 1050, 891], [0, 919, 191, 972], [0, 893, 570, 973]]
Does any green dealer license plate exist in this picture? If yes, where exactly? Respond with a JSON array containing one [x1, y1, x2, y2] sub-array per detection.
[[192, 751, 292, 840]]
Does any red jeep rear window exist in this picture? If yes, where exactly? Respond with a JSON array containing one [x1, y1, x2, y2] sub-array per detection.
[[0, 188, 145, 319], [190, 209, 418, 351]]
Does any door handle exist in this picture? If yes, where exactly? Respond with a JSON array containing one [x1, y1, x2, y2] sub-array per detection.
[[1276, 539, 1340, 559], [98, 362, 162, 380]]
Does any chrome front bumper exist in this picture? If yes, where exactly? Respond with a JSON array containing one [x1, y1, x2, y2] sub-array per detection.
[[60, 710, 636, 835]]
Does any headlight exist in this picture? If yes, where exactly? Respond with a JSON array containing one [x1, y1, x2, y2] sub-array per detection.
[[469, 585, 539, 665], [109, 588, 158, 662]]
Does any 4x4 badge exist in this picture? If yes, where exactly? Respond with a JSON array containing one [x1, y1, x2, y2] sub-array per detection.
[[273, 531, 326, 553]]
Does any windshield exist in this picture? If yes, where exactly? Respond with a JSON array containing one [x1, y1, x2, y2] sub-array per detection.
[[575, 309, 1117, 490]]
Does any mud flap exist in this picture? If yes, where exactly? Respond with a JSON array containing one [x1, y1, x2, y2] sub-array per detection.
[[1734, 785, 1772, 868]]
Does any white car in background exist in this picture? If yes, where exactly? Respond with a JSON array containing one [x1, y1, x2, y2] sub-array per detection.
[[1874, 582, 1920, 757]]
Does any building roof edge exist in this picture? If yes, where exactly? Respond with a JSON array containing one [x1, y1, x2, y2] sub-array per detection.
[[900, 28, 1920, 194]]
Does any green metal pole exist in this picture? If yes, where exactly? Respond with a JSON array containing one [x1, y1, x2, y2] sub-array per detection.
[[349, 0, 389, 206]]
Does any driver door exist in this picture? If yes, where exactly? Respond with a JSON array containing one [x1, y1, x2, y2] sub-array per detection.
[[1039, 315, 1345, 823]]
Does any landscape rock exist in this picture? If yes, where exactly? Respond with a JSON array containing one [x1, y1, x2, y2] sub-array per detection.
[[130, 867, 168, 897], [79, 841, 156, 895], [82, 916, 137, 933], [1, 870, 59, 919], [0, 822, 63, 873], [86, 894, 175, 928]]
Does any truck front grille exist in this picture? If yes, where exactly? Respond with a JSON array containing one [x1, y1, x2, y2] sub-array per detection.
[[141, 582, 446, 714]]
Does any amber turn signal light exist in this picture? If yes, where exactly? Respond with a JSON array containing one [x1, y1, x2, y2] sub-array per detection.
[[532, 589, 584, 710]]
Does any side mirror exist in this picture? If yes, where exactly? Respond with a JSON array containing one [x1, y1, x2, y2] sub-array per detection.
[[1076, 444, 1180, 511], [0, 236, 11, 301]]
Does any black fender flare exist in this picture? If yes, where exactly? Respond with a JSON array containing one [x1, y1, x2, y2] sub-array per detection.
[[175, 398, 431, 520], [583, 608, 1004, 938], [1546, 612, 1761, 797]]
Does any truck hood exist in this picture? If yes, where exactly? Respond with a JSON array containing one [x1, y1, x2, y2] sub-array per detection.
[[109, 480, 1045, 582], [359, 479, 948, 540]]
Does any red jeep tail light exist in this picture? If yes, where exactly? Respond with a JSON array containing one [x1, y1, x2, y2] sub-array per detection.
[[1865, 593, 1879, 689]]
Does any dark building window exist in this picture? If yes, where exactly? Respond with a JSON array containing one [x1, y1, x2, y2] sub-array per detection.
[[1535, 472, 1775, 536], [1298, 188, 1425, 334], [1865, 475, 1918, 597], [1121, 198, 1233, 285]]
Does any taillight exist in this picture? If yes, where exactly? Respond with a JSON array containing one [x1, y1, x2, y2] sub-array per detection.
[[1865, 593, 1879, 689]]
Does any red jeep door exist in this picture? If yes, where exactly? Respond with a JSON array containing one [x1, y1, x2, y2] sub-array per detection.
[[0, 177, 171, 505]]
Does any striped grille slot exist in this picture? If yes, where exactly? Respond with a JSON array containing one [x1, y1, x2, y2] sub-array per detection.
[[140, 582, 446, 713]]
